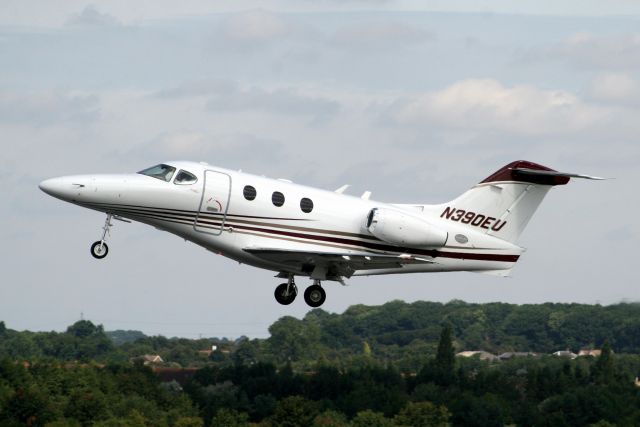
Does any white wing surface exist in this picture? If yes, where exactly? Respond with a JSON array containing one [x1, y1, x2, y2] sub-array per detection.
[[243, 247, 435, 278]]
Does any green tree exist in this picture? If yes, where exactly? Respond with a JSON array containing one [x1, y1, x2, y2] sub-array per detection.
[[267, 317, 321, 363], [268, 396, 319, 427], [350, 410, 394, 427], [3, 385, 55, 426], [64, 388, 109, 425], [393, 402, 450, 427], [593, 341, 614, 384], [66, 320, 102, 338], [363, 342, 372, 358], [210, 408, 248, 427], [312, 410, 349, 427], [435, 324, 455, 373], [44, 421, 81, 427], [93, 410, 148, 427], [174, 417, 204, 427]]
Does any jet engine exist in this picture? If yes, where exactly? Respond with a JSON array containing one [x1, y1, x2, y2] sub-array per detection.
[[366, 208, 448, 247]]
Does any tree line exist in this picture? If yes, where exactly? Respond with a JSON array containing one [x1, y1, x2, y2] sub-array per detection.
[[1, 300, 640, 425], [2, 301, 639, 370]]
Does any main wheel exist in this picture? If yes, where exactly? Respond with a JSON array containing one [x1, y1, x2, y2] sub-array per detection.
[[90, 241, 109, 259], [274, 283, 297, 305], [304, 284, 326, 308]]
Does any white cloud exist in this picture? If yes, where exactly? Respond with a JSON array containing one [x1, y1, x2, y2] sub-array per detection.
[[129, 130, 285, 170], [206, 86, 340, 121], [386, 79, 612, 136], [0, 90, 100, 126], [66, 5, 121, 27], [210, 10, 295, 51], [329, 20, 434, 51], [558, 32, 640, 70], [224, 10, 289, 42], [154, 80, 340, 123], [589, 73, 640, 105]]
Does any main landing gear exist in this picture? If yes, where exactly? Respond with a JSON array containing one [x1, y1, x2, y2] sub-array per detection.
[[274, 277, 327, 307], [304, 280, 326, 308], [274, 276, 298, 305]]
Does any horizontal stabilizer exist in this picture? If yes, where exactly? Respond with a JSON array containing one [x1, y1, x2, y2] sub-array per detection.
[[514, 168, 607, 181]]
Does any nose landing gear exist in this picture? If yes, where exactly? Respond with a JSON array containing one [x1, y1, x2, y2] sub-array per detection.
[[90, 214, 113, 259]]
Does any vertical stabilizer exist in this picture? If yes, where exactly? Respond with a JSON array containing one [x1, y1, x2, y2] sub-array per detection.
[[437, 161, 571, 243]]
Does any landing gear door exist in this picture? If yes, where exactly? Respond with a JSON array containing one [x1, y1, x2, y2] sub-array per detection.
[[194, 170, 231, 235]]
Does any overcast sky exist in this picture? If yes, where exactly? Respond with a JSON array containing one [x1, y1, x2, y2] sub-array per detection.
[[1, 1, 639, 338]]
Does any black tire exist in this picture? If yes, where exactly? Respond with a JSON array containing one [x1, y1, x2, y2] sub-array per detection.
[[304, 284, 326, 308], [274, 283, 297, 305], [90, 241, 109, 259]]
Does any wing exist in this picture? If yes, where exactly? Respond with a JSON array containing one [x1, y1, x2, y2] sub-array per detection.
[[243, 247, 435, 279]]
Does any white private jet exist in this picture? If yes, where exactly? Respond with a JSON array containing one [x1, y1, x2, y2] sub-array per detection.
[[39, 160, 602, 307]]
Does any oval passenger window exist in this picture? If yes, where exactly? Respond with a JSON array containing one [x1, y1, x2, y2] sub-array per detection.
[[243, 185, 257, 201], [272, 191, 285, 207], [300, 198, 313, 213]]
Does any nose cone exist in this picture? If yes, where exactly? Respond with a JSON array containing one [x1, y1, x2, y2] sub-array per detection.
[[39, 176, 88, 202], [39, 177, 66, 198]]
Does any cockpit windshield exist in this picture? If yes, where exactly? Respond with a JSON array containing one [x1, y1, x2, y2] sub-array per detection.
[[137, 164, 176, 182], [174, 170, 198, 185]]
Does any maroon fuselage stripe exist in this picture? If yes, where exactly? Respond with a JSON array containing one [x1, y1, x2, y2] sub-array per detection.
[[82, 202, 520, 263], [193, 218, 520, 263]]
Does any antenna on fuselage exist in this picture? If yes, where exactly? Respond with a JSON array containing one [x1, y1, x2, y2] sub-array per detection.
[[335, 184, 350, 194], [361, 191, 371, 200]]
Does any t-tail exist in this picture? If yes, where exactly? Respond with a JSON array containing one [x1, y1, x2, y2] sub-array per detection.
[[437, 160, 604, 243]]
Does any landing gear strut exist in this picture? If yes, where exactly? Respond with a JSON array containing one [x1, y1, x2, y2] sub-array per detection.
[[274, 275, 297, 305], [90, 214, 113, 259], [304, 280, 326, 308]]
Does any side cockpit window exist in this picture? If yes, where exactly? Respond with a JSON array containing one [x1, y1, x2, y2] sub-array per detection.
[[174, 170, 198, 185], [138, 164, 176, 182]]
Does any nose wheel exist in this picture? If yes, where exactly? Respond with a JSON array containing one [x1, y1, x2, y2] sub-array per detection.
[[304, 281, 326, 308], [90, 241, 109, 259], [90, 214, 114, 259]]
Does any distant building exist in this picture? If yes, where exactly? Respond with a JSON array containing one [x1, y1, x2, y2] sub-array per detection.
[[198, 345, 219, 357], [130, 354, 164, 365], [143, 354, 164, 364], [456, 351, 499, 361], [578, 349, 602, 357], [498, 352, 537, 360], [553, 350, 578, 359]]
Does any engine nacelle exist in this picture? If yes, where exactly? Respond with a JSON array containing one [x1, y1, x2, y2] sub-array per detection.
[[366, 208, 448, 247]]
